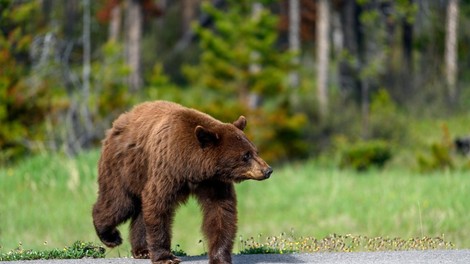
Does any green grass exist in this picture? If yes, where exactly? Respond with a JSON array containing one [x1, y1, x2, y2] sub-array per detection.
[[0, 241, 105, 261], [1, 151, 469, 257]]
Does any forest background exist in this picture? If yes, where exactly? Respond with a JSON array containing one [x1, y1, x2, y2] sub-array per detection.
[[1, 0, 470, 166]]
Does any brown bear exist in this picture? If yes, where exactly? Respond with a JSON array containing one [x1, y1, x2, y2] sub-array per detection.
[[92, 101, 272, 264]]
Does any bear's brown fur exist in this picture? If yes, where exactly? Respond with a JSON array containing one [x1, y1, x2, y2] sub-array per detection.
[[92, 101, 272, 264]]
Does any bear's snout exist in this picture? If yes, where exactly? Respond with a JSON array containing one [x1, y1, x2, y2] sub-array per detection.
[[263, 167, 273, 179]]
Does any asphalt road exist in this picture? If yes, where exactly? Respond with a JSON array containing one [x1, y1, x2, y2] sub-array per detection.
[[2, 250, 470, 264]]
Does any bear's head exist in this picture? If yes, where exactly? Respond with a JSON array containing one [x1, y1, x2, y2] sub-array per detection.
[[195, 116, 272, 183]]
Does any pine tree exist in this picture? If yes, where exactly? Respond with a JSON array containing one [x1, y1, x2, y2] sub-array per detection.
[[183, 0, 307, 162]]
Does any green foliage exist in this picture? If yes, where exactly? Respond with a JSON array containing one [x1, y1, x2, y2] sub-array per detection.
[[179, 0, 306, 162], [322, 90, 406, 163], [0, 0, 48, 163], [369, 89, 408, 142], [0, 1, 138, 163], [340, 140, 392, 171], [184, 0, 293, 98], [395, 0, 418, 24], [417, 143, 453, 172], [357, 1, 388, 83], [0, 241, 105, 261], [415, 124, 468, 172], [91, 41, 133, 123]]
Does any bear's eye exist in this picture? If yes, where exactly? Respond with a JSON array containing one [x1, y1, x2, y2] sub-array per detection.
[[242, 152, 252, 162]]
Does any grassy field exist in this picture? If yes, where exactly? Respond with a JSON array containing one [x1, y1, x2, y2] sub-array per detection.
[[1, 150, 469, 257]]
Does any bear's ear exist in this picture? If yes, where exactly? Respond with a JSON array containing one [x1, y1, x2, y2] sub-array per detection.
[[195, 125, 219, 148], [233, 116, 247, 131]]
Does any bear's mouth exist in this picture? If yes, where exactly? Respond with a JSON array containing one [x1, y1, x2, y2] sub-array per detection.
[[237, 170, 271, 182]]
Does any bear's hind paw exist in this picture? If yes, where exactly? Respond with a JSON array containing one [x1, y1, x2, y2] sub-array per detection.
[[132, 249, 150, 259]]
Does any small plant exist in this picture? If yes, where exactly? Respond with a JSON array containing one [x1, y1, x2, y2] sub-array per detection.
[[239, 245, 293, 255], [0, 241, 105, 261], [238, 233, 296, 255], [339, 140, 392, 171], [171, 244, 188, 257], [417, 124, 456, 172]]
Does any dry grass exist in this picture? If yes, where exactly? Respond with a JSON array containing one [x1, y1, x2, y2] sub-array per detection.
[[238, 232, 454, 254]]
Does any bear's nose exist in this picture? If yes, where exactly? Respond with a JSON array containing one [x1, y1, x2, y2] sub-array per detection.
[[263, 167, 273, 179]]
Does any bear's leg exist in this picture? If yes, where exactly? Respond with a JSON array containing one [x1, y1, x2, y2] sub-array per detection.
[[142, 184, 182, 264], [92, 192, 135, 248], [194, 181, 237, 264], [130, 211, 149, 259]]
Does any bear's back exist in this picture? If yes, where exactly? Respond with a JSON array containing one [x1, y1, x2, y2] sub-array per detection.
[[100, 101, 226, 185], [124, 101, 220, 131]]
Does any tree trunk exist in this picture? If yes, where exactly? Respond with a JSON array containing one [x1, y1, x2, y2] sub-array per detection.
[[445, 0, 459, 103], [316, 0, 330, 117], [125, 0, 143, 92], [182, 0, 200, 36], [338, 0, 361, 102], [244, 2, 263, 109], [82, 0, 93, 148], [401, 0, 413, 100], [361, 78, 369, 139], [65, 0, 79, 40], [402, 19, 413, 72], [41, 0, 52, 26], [109, 2, 122, 42], [288, 0, 300, 89]]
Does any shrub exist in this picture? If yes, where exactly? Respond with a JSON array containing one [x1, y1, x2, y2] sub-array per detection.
[[369, 89, 408, 143], [340, 140, 392, 171], [417, 143, 454, 172], [416, 123, 462, 172]]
